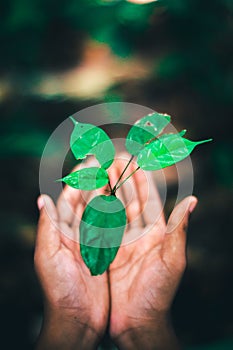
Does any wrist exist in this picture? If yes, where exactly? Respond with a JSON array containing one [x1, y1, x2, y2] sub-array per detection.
[[111, 314, 181, 350], [36, 307, 101, 350]]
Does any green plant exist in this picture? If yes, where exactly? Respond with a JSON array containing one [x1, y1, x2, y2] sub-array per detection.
[[58, 113, 211, 275]]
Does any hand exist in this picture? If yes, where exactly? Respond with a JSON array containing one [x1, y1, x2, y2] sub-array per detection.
[[34, 168, 109, 349], [108, 157, 198, 350]]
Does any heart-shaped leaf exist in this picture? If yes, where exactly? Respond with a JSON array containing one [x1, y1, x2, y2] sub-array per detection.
[[80, 195, 127, 275], [70, 117, 115, 169], [137, 133, 212, 170], [125, 112, 171, 156], [59, 167, 109, 190]]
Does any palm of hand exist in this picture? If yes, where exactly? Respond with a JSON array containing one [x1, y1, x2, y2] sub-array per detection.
[[108, 159, 190, 338], [35, 184, 109, 335], [109, 226, 182, 335], [46, 232, 108, 317]]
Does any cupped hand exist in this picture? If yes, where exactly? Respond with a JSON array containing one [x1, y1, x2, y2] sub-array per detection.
[[108, 157, 197, 350], [34, 164, 109, 349]]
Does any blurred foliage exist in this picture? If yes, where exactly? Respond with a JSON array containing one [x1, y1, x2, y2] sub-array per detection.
[[0, 0, 156, 70], [1, 0, 232, 156], [187, 338, 233, 350], [212, 142, 233, 187]]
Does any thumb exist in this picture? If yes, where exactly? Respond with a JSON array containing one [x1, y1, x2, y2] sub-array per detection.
[[35, 195, 60, 256], [162, 196, 198, 268]]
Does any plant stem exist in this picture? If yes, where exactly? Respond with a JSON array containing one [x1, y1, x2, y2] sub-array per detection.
[[108, 180, 114, 194], [115, 166, 140, 191], [112, 155, 134, 193]]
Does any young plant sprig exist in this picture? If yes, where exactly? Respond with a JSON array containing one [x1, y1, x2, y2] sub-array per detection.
[[58, 113, 212, 275]]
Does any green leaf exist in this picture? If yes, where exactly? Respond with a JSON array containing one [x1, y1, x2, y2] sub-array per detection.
[[70, 117, 115, 169], [125, 112, 171, 156], [137, 133, 212, 170], [59, 167, 109, 191], [179, 129, 187, 137], [80, 195, 127, 275]]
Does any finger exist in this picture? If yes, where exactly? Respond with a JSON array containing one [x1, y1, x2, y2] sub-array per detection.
[[71, 184, 92, 235], [73, 156, 100, 206], [107, 155, 142, 235], [35, 195, 61, 256], [121, 161, 143, 228], [56, 163, 83, 226], [162, 196, 198, 269], [71, 184, 108, 236], [57, 157, 98, 226], [134, 170, 165, 227], [112, 155, 133, 203], [87, 182, 109, 200], [71, 157, 107, 232], [108, 163, 120, 197]]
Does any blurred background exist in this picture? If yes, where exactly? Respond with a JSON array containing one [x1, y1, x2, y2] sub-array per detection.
[[1, 0, 233, 349]]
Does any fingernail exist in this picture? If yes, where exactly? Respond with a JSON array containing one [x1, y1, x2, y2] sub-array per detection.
[[189, 198, 198, 214], [37, 196, 44, 210]]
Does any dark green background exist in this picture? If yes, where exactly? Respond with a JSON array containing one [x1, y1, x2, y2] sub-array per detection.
[[0, 0, 232, 349]]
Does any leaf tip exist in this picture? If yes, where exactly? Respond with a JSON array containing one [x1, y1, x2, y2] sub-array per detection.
[[90, 267, 104, 276], [179, 129, 187, 136], [198, 138, 213, 145], [90, 271, 98, 276], [70, 116, 77, 125], [162, 113, 171, 122]]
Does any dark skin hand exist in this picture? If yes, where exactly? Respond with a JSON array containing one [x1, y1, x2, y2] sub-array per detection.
[[34, 160, 109, 350], [35, 156, 197, 350], [108, 157, 197, 350]]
